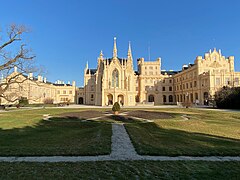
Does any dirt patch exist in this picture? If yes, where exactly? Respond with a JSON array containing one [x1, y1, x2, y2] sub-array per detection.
[[60, 110, 105, 120], [127, 110, 172, 120]]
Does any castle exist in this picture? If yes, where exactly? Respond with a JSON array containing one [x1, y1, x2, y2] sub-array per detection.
[[1, 37, 240, 106], [79, 37, 240, 106]]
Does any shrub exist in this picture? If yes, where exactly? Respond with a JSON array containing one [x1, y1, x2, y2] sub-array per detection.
[[112, 102, 121, 112], [43, 97, 54, 104], [215, 86, 240, 109], [18, 97, 29, 106]]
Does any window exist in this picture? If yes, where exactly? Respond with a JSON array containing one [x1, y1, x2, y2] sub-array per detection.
[[169, 80, 172, 83], [235, 78, 239, 86], [225, 77, 230, 85], [169, 86, 172, 91], [195, 93, 198, 100], [112, 69, 119, 87], [149, 66, 153, 70], [91, 85, 94, 91], [91, 94, 94, 101], [169, 95, 173, 102], [194, 81, 197, 87], [186, 83, 188, 89], [69, 90, 72, 94], [216, 78, 220, 85], [162, 87, 165, 91], [63, 90, 66, 94], [190, 82, 192, 88], [148, 95, 154, 102]]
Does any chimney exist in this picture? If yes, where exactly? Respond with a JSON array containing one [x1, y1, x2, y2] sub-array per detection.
[[38, 75, 43, 82], [14, 66, 17, 73], [72, 81, 76, 87], [28, 73, 33, 80]]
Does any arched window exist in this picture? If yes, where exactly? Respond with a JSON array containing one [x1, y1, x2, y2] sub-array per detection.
[[169, 95, 173, 102], [148, 95, 154, 102], [112, 69, 119, 88], [163, 95, 167, 103]]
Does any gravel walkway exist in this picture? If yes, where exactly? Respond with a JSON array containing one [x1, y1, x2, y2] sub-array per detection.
[[0, 123, 240, 162], [110, 123, 141, 160]]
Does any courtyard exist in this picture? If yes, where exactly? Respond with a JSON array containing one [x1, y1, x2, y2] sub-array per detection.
[[0, 106, 239, 179]]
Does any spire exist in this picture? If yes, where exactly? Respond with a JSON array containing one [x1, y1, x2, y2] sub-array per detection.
[[99, 50, 103, 59], [127, 41, 132, 60], [113, 37, 117, 58], [86, 61, 88, 69]]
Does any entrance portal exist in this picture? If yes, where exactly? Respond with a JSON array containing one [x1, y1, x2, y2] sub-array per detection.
[[78, 97, 83, 104], [107, 94, 113, 105], [118, 95, 124, 106]]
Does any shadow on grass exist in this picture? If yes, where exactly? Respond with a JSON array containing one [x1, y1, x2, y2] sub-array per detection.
[[125, 122, 240, 156], [0, 117, 112, 156]]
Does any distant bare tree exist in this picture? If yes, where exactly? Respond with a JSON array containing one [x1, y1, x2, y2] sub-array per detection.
[[0, 24, 36, 104]]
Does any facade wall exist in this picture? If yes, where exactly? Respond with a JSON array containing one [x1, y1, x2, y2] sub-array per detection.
[[83, 40, 240, 106], [0, 73, 77, 105]]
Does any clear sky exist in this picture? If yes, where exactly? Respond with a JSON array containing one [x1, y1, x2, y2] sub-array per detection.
[[1, 0, 240, 86]]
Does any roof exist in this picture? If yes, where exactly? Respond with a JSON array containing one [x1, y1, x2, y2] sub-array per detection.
[[135, 71, 140, 75], [105, 57, 128, 65], [86, 69, 97, 75], [161, 70, 179, 75], [53, 84, 72, 86]]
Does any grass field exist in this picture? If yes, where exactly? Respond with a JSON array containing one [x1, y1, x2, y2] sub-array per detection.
[[124, 108, 240, 156], [0, 161, 239, 179], [1, 107, 240, 156], [0, 108, 112, 156]]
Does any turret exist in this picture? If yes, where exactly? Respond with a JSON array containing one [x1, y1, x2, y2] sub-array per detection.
[[98, 50, 104, 65]]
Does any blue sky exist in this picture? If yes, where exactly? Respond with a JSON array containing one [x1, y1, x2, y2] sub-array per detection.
[[1, 0, 240, 86]]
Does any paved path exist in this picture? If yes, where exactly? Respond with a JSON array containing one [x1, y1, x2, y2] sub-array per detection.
[[0, 123, 240, 162]]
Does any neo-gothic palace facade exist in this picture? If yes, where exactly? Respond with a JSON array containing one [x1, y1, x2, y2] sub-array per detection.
[[1, 38, 240, 106], [79, 37, 240, 106]]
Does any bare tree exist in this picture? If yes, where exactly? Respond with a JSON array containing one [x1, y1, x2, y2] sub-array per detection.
[[0, 24, 36, 104]]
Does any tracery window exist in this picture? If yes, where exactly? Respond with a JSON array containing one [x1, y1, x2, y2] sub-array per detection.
[[112, 69, 119, 88]]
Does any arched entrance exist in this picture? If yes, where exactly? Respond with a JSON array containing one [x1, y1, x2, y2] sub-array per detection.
[[118, 94, 124, 106], [78, 97, 83, 104], [107, 94, 113, 105], [148, 94, 154, 102]]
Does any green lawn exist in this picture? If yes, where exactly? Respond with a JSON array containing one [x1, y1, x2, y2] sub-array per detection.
[[0, 161, 239, 179], [125, 108, 240, 156], [1, 108, 240, 156], [0, 108, 112, 156]]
